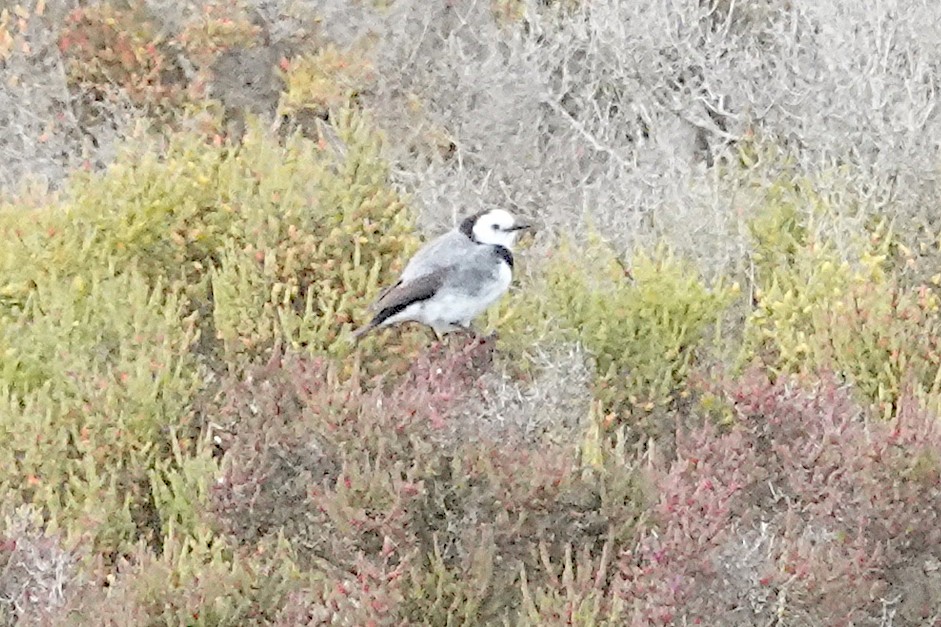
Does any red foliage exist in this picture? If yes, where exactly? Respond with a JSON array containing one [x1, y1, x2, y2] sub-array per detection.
[[207, 342, 941, 623], [58, 5, 185, 110], [207, 339, 631, 623], [620, 420, 760, 623], [619, 371, 941, 624], [209, 338, 501, 565]]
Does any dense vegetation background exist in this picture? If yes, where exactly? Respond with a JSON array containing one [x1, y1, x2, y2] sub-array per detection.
[[2, 0, 941, 624]]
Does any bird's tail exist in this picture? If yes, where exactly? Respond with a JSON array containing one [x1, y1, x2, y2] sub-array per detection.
[[350, 322, 375, 343]]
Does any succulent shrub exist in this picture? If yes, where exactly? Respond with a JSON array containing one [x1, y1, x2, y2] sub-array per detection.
[[619, 371, 941, 624], [176, 1, 262, 68], [743, 185, 941, 417], [58, 3, 188, 120], [813, 278, 941, 418], [742, 179, 876, 371], [203, 112, 417, 368], [1, 109, 417, 363], [7, 2, 941, 623], [504, 235, 733, 424], [278, 45, 375, 121], [0, 268, 203, 554], [0, 106, 417, 565], [208, 342, 644, 624], [52, 531, 304, 626], [515, 538, 627, 626]]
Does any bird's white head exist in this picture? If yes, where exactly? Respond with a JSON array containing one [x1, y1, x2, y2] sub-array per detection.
[[461, 209, 532, 248]]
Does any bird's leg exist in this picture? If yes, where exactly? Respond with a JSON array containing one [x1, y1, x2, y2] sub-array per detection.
[[446, 327, 464, 349], [453, 321, 478, 339], [465, 323, 494, 346], [430, 326, 446, 348]]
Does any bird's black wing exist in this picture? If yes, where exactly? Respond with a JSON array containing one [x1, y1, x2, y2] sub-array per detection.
[[370, 280, 401, 310], [371, 231, 474, 310], [353, 269, 448, 339], [373, 270, 446, 323]]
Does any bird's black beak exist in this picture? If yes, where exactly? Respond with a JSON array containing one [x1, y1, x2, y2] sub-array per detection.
[[509, 221, 533, 231]]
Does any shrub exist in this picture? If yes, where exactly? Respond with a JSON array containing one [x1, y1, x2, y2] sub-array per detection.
[[742, 179, 881, 372], [208, 343, 643, 624], [313, 0, 941, 282], [52, 532, 304, 626], [0, 108, 415, 561], [619, 417, 761, 624], [813, 278, 941, 418], [0, 1, 91, 193], [1, 110, 416, 363], [176, 1, 262, 68], [58, 3, 187, 119], [744, 189, 941, 417], [9, 3, 941, 622], [205, 114, 418, 368], [619, 371, 941, 624], [0, 269, 203, 555], [278, 45, 375, 121], [516, 539, 627, 626], [509, 236, 733, 423]]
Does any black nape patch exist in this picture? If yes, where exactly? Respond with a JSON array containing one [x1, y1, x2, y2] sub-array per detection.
[[493, 245, 514, 269], [459, 210, 488, 242]]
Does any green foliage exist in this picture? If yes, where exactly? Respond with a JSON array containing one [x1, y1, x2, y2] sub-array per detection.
[[742, 179, 872, 370], [517, 541, 626, 626], [204, 112, 417, 366], [0, 109, 415, 563], [403, 534, 500, 625], [812, 279, 941, 418], [747, 180, 810, 272], [1, 111, 416, 364], [278, 45, 375, 118], [0, 133, 226, 306], [0, 269, 202, 553], [743, 187, 941, 417], [514, 236, 733, 418], [150, 435, 218, 541], [61, 532, 304, 626]]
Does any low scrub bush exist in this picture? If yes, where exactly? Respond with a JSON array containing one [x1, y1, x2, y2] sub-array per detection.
[[53, 531, 304, 626], [208, 342, 643, 624], [0, 269, 202, 554], [505, 236, 733, 425], [1, 110, 415, 364], [620, 371, 941, 624], [279, 45, 375, 122], [58, 3, 189, 121], [744, 187, 941, 417], [176, 1, 262, 68], [0, 108, 415, 566]]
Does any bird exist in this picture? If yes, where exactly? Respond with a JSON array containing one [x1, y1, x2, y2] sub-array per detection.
[[352, 208, 531, 342]]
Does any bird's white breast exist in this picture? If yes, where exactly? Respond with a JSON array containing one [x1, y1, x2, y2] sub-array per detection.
[[420, 258, 512, 330]]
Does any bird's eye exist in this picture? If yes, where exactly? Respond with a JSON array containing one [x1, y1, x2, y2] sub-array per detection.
[[492, 224, 499, 230]]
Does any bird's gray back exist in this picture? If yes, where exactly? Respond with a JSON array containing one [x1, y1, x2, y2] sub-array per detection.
[[400, 230, 477, 283], [439, 245, 504, 295]]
